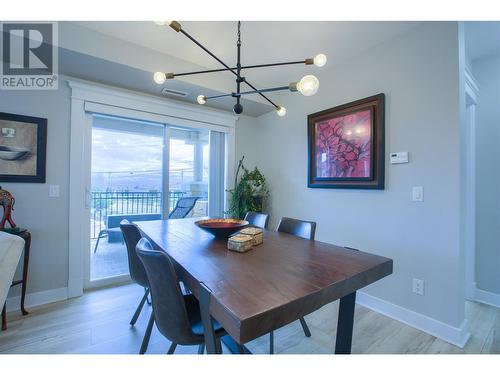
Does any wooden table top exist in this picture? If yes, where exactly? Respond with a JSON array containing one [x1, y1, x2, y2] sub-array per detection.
[[137, 218, 393, 343]]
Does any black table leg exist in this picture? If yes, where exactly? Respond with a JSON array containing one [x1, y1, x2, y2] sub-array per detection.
[[199, 283, 251, 354], [335, 291, 356, 354], [199, 283, 221, 354], [1, 304, 6, 331], [221, 335, 251, 354], [20, 233, 31, 316]]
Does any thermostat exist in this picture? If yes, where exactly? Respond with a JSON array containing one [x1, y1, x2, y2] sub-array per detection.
[[390, 152, 409, 164]]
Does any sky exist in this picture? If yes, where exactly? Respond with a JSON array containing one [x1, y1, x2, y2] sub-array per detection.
[[91, 127, 208, 192]]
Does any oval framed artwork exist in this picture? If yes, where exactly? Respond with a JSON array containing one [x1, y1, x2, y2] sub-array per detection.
[[307, 94, 385, 189]]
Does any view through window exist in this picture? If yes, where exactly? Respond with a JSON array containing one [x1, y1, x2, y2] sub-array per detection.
[[90, 115, 209, 281]]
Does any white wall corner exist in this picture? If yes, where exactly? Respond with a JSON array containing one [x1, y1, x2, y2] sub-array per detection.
[[473, 288, 500, 309], [6, 287, 68, 313], [356, 292, 471, 348]]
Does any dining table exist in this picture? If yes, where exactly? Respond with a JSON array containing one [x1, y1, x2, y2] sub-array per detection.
[[136, 217, 393, 354]]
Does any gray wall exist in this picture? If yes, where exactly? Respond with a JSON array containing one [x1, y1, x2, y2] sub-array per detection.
[[473, 55, 500, 295], [0, 84, 71, 297], [235, 114, 260, 170], [245, 22, 465, 328]]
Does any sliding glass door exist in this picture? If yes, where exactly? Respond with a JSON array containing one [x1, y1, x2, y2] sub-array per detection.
[[87, 115, 221, 286], [90, 115, 164, 282], [168, 127, 209, 216]]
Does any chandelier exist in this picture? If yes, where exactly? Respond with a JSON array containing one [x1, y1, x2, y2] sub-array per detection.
[[153, 21, 326, 116]]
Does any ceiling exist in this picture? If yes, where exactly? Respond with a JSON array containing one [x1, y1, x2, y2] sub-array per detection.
[[59, 48, 273, 117], [75, 21, 421, 90], [465, 21, 500, 61]]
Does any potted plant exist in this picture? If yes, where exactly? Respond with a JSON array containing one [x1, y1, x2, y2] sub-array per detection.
[[226, 156, 269, 219]]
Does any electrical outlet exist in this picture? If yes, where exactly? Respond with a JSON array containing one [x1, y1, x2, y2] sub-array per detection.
[[412, 278, 425, 296]]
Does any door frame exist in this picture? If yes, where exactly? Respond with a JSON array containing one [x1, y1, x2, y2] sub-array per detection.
[[464, 68, 479, 301], [68, 79, 237, 297]]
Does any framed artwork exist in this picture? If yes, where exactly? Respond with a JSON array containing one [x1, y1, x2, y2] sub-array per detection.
[[307, 94, 385, 189], [0, 112, 47, 183]]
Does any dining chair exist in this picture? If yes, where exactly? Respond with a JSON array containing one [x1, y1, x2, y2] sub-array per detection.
[[120, 220, 154, 354], [244, 211, 269, 229], [168, 197, 200, 219], [136, 238, 228, 354], [268, 216, 317, 354]]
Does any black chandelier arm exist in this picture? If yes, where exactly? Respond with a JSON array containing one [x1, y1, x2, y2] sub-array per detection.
[[179, 29, 241, 80], [243, 80, 279, 108], [178, 26, 278, 108], [205, 85, 291, 101], [169, 60, 310, 78]]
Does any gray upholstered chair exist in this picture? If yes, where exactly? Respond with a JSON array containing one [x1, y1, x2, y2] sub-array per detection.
[[268, 216, 317, 354], [244, 211, 269, 229], [168, 197, 200, 219], [136, 238, 227, 354], [120, 220, 153, 354], [276, 216, 316, 241]]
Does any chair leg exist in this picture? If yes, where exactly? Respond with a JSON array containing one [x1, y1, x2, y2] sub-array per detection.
[[93, 230, 107, 253], [167, 342, 177, 354], [93, 235, 101, 253], [139, 311, 155, 354], [269, 331, 274, 354], [198, 343, 205, 354], [145, 287, 151, 305], [299, 317, 311, 337], [130, 288, 149, 326]]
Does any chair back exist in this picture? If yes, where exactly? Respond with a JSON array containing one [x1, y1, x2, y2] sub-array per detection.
[[244, 211, 269, 229], [136, 238, 198, 344], [169, 197, 200, 219], [276, 217, 317, 240], [120, 220, 149, 287]]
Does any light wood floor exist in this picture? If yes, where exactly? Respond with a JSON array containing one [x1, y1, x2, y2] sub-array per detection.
[[0, 284, 498, 354]]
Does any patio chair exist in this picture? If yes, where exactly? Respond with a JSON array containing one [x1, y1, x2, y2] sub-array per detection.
[[93, 226, 123, 253], [168, 197, 200, 219]]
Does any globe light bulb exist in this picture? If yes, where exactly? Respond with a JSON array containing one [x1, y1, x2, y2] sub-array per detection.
[[297, 75, 319, 96], [276, 106, 286, 117], [313, 53, 327, 67], [197, 95, 207, 105], [153, 72, 166, 84], [154, 21, 172, 26]]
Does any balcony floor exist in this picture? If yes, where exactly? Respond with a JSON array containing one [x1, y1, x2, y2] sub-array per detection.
[[90, 239, 129, 281]]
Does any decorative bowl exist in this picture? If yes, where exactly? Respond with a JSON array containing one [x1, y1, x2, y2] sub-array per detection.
[[195, 218, 249, 238], [0, 146, 30, 161]]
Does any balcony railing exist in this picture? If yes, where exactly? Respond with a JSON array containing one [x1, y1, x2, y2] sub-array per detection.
[[90, 191, 186, 238]]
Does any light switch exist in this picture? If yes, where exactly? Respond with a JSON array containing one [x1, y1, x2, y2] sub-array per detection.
[[49, 185, 60, 198], [412, 186, 424, 202]]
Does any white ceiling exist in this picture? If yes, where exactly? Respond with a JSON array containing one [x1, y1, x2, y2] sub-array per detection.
[[465, 21, 500, 61], [75, 21, 421, 88]]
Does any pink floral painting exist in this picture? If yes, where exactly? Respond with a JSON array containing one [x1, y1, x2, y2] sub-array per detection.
[[315, 109, 372, 178]]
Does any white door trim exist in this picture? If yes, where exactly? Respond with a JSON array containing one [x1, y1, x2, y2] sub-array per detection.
[[67, 78, 237, 297], [464, 68, 479, 301]]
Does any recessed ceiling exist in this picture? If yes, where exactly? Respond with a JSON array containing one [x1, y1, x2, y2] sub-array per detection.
[[75, 21, 421, 89]]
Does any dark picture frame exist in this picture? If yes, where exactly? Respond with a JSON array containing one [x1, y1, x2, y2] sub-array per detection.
[[0, 112, 47, 183], [307, 94, 385, 189]]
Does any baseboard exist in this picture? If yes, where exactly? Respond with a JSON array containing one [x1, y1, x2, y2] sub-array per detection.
[[5, 287, 68, 313], [473, 288, 500, 308], [356, 292, 471, 348]]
